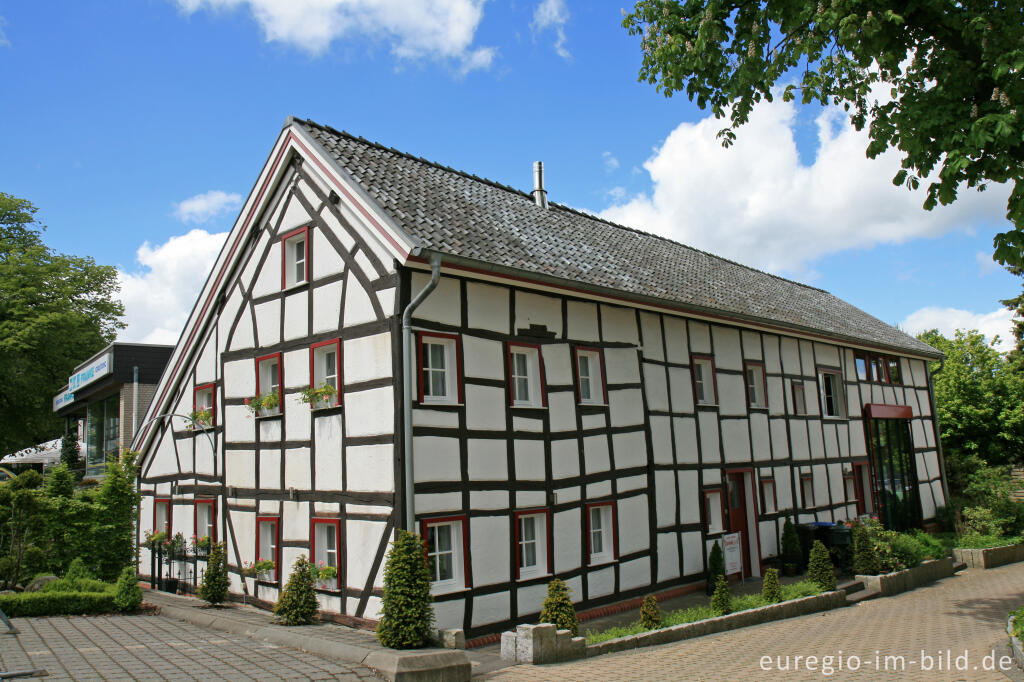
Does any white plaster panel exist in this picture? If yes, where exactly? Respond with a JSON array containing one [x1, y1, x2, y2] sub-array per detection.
[[566, 301, 599, 342], [658, 533, 680, 582], [229, 310, 255, 351], [581, 413, 606, 430], [512, 416, 542, 432], [462, 336, 504, 380], [586, 480, 612, 498], [515, 291, 561, 338], [650, 416, 673, 465], [354, 250, 376, 282], [924, 451, 940, 480], [619, 557, 651, 592], [618, 474, 647, 493], [931, 480, 946, 510], [347, 519, 386, 594], [604, 348, 640, 385], [344, 332, 392, 384], [774, 466, 794, 509], [583, 435, 610, 474], [279, 189, 312, 231], [749, 413, 771, 460], [612, 431, 646, 470], [258, 418, 281, 442], [539, 344, 570, 388], [688, 321, 711, 354], [514, 440, 545, 481], [410, 273, 461, 326], [196, 333, 217, 384], [311, 281, 344, 334], [697, 411, 721, 463], [790, 422, 810, 460], [412, 409, 459, 428], [910, 359, 927, 387], [600, 304, 638, 345], [609, 388, 644, 427], [471, 516, 511, 586], [343, 270, 377, 327], [799, 340, 816, 376], [722, 419, 752, 463], [682, 531, 703, 575], [822, 424, 840, 459], [554, 486, 581, 504], [762, 334, 781, 373], [259, 449, 280, 489], [344, 386, 392, 437], [413, 493, 461, 514], [254, 301, 281, 346], [471, 592, 510, 628], [780, 337, 801, 375], [767, 376, 785, 416], [643, 363, 669, 411], [314, 413, 344, 487], [377, 287, 395, 316], [548, 392, 577, 433], [663, 316, 690, 364], [465, 385, 505, 430], [252, 241, 282, 299], [283, 289, 309, 341], [551, 439, 579, 479], [347, 444, 394, 492], [640, 312, 664, 361], [238, 232, 267, 292], [516, 491, 545, 508], [517, 584, 549, 617], [282, 501, 307, 541], [769, 418, 789, 460], [717, 373, 746, 416], [919, 483, 936, 519], [814, 343, 840, 367], [655, 471, 676, 526], [224, 404, 255, 443], [553, 508, 582, 573], [836, 423, 850, 458], [807, 421, 825, 459], [741, 330, 763, 360], [413, 436, 460, 482], [759, 521, 778, 557], [282, 349, 308, 389], [618, 494, 649, 554], [220, 286, 245, 348], [712, 327, 742, 371], [587, 565, 615, 599], [225, 449, 256, 488], [466, 281, 509, 334], [911, 419, 926, 449], [678, 470, 700, 523], [311, 229, 344, 279], [468, 438, 507, 481], [470, 490, 509, 510], [317, 203, 355, 253], [668, 367, 694, 413]]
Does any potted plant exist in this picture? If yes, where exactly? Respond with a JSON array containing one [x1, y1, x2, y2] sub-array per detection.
[[243, 559, 277, 581], [144, 530, 168, 551], [245, 392, 280, 417], [299, 383, 337, 410], [166, 532, 188, 560], [312, 562, 338, 590], [188, 408, 213, 429], [192, 534, 212, 558]]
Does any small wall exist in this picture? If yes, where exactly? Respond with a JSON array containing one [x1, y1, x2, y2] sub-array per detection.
[[954, 543, 1024, 570], [857, 557, 954, 596], [500, 624, 586, 664]]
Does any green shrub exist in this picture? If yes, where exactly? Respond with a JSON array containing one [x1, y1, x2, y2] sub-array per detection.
[[0, 591, 116, 617], [706, 541, 725, 595], [779, 579, 822, 600], [113, 566, 142, 612], [39, 576, 110, 593], [781, 516, 801, 558], [639, 594, 661, 629], [956, 533, 1021, 549], [807, 540, 836, 591], [961, 506, 1007, 537], [761, 567, 781, 603], [875, 531, 926, 572], [852, 521, 881, 576], [540, 578, 579, 636], [376, 530, 434, 649], [710, 575, 731, 616], [65, 557, 92, 581], [273, 555, 319, 626], [198, 542, 230, 606], [933, 505, 957, 533], [909, 530, 949, 559]]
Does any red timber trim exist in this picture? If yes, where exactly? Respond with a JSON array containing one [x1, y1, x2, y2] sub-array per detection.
[[309, 338, 342, 406], [852, 461, 872, 515], [420, 515, 471, 588], [507, 342, 548, 407], [870, 355, 889, 384], [800, 473, 815, 508], [280, 225, 310, 289], [194, 498, 217, 542], [584, 501, 618, 564], [256, 516, 281, 582], [759, 477, 778, 514], [725, 466, 764, 575], [415, 332, 464, 404], [703, 488, 725, 534], [690, 354, 719, 405], [153, 498, 171, 535], [193, 382, 216, 427], [854, 352, 870, 382], [571, 345, 608, 405], [863, 403, 913, 420], [743, 360, 766, 409], [255, 352, 283, 414], [512, 508, 553, 580], [309, 518, 342, 590]]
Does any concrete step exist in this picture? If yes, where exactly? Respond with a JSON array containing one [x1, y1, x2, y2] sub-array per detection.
[[845, 588, 881, 605], [838, 579, 865, 595], [954, 561, 967, 573]]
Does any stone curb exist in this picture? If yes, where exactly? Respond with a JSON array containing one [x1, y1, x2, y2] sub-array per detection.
[[585, 589, 848, 658], [1008, 616, 1024, 671], [954, 543, 1024, 570], [856, 557, 954, 597], [154, 600, 470, 681]]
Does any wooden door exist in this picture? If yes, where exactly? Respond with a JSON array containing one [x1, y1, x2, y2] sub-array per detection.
[[726, 472, 751, 576]]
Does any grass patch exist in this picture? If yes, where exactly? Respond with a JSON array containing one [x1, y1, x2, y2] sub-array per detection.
[[956, 534, 1022, 550], [1011, 605, 1024, 640], [584, 580, 823, 645]]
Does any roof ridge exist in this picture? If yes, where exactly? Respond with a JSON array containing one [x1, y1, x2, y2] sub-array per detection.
[[299, 117, 834, 297]]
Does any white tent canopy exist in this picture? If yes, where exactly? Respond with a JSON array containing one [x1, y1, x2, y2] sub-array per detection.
[[0, 438, 82, 467]]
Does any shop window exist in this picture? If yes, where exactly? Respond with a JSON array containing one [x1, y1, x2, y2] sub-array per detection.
[[745, 362, 767, 408], [704, 490, 724, 533], [791, 381, 807, 415], [417, 333, 462, 404], [309, 339, 341, 408], [256, 517, 280, 582], [311, 519, 341, 590], [817, 369, 846, 418], [515, 510, 551, 579], [255, 353, 282, 416], [281, 226, 309, 289], [573, 347, 606, 405], [586, 502, 617, 565], [508, 343, 546, 408], [692, 355, 717, 405], [422, 516, 468, 593], [760, 479, 777, 514], [192, 383, 215, 428]]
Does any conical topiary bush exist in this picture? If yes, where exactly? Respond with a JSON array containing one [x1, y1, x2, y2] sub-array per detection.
[[808, 540, 836, 591], [639, 594, 661, 629], [710, 575, 731, 615], [706, 541, 725, 595], [852, 520, 881, 576], [273, 555, 319, 625], [376, 530, 434, 649], [198, 542, 230, 606], [539, 578, 578, 636], [761, 567, 782, 603]]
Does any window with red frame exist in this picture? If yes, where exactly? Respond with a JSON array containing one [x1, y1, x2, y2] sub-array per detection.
[[281, 226, 309, 289], [309, 339, 341, 408], [801, 474, 815, 508], [256, 516, 280, 582], [194, 499, 215, 543], [508, 343, 546, 408], [886, 357, 902, 384], [154, 499, 171, 536], [573, 347, 607, 405], [417, 333, 462, 404], [586, 502, 617, 565], [854, 353, 870, 382], [193, 383, 215, 428], [514, 509, 552, 579], [311, 518, 341, 590], [255, 353, 282, 416]]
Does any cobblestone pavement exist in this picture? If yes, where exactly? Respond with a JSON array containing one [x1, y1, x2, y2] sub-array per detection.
[[489, 562, 1024, 681], [0, 613, 376, 680]]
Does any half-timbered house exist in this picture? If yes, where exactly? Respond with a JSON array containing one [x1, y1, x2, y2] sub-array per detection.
[[133, 117, 947, 636]]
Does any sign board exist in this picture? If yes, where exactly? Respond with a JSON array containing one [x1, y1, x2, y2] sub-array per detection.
[[52, 389, 75, 412], [723, 533, 743, 576], [67, 353, 112, 392]]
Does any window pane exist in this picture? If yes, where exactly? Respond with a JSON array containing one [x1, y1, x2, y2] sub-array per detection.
[[514, 353, 528, 377], [747, 368, 757, 404], [429, 343, 446, 370], [434, 524, 451, 552], [579, 355, 592, 401], [515, 377, 530, 402], [323, 350, 337, 387], [294, 239, 305, 281]]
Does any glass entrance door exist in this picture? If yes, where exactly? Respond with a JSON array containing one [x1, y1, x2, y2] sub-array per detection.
[[867, 418, 921, 531]]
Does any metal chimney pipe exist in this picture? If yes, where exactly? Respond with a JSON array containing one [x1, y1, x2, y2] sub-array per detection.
[[532, 161, 548, 209]]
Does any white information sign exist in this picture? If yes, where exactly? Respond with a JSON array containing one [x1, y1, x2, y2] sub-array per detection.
[[722, 532, 743, 576], [68, 352, 112, 391]]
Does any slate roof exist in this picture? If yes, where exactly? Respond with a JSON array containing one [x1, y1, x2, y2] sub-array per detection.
[[298, 118, 940, 359]]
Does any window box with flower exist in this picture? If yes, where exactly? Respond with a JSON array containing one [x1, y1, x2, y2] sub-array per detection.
[[300, 383, 338, 411], [243, 559, 277, 582], [188, 408, 213, 430], [312, 562, 339, 591], [191, 535, 212, 558], [245, 391, 281, 418]]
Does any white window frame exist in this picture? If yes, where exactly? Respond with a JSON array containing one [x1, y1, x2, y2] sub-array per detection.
[[692, 356, 716, 405], [817, 369, 846, 418], [704, 490, 724, 533], [745, 362, 767, 408], [195, 500, 214, 541], [791, 381, 807, 415], [312, 520, 340, 590], [424, 518, 465, 594], [256, 355, 281, 416], [310, 340, 341, 408], [760, 480, 777, 514], [509, 344, 544, 408], [844, 474, 857, 504], [587, 503, 615, 565], [420, 335, 459, 404], [154, 499, 170, 536], [257, 518, 279, 582], [282, 227, 308, 288], [516, 512, 550, 580], [575, 348, 605, 405]]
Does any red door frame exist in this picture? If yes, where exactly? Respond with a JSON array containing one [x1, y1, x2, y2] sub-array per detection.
[[724, 467, 762, 577]]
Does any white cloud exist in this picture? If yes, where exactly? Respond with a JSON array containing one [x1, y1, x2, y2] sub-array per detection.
[[176, 0, 495, 72], [602, 151, 619, 172], [117, 229, 229, 344], [173, 190, 242, 223], [600, 99, 1011, 275], [0, 16, 10, 48], [902, 306, 1015, 352], [976, 250, 1001, 276], [532, 0, 569, 59], [606, 186, 626, 201]]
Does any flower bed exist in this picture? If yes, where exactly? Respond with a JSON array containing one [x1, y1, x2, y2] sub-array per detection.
[[1008, 612, 1024, 671], [954, 541, 1024, 569], [856, 557, 954, 596]]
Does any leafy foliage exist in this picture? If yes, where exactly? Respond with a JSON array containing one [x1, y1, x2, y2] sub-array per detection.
[[0, 193, 124, 455], [622, 2, 1024, 268], [273, 555, 319, 626], [807, 540, 836, 591], [781, 516, 801, 557], [113, 565, 142, 612], [0, 590, 117, 617], [761, 567, 781, 603], [706, 540, 725, 595], [376, 530, 434, 649], [45, 463, 75, 499], [59, 431, 82, 473], [639, 594, 662, 629], [710, 574, 731, 615], [540, 578, 579, 636], [852, 520, 881, 576], [198, 542, 230, 606]]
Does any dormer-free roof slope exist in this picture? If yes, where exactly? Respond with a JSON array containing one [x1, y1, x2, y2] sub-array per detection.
[[299, 117, 939, 359]]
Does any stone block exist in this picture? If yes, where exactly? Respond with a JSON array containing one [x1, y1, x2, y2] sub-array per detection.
[[436, 629, 465, 650], [500, 632, 517, 662]]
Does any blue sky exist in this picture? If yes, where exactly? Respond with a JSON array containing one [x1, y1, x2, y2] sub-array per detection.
[[0, 1, 1018, 347]]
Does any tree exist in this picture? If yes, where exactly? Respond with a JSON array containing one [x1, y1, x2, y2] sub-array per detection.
[[852, 520, 881, 576], [639, 593, 662, 629], [539, 578, 579, 636], [198, 542, 230, 606], [113, 565, 143, 612], [91, 452, 140, 581], [0, 192, 124, 455], [376, 530, 435, 649], [45, 462, 75, 499], [59, 431, 81, 473], [706, 540, 725, 595], [710, 575, 731, 615], [761, 567, 782, 603], [623, 2, 1024, 268], [1001, 266, 1024, 371], [807, 540, 836, 591], [273, 555, 319, 626]]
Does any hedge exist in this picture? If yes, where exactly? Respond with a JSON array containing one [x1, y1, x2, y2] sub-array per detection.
[[0, 590, 117, 617]]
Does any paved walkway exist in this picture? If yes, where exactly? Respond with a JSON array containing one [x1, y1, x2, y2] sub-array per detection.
[[488, 562, 1024, 681], [0, 612, 376, 680]]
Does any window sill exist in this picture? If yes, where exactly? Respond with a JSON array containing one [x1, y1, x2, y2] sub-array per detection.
[[254, 412, 283, 420], [578, 402, 608, 408], [430, 585, 469, 597], [696, 402, 719, 408], [282, 280, 309, 293], [511, 404, 547, 410], [822, 415, 848, 422], [517, 572, 551, 583], [309, 403, 342, 412], [417, 402, 464, 408], [255, 578, 279, 586], [587, 557, 618, 568], [315, 585, 341, 593]]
